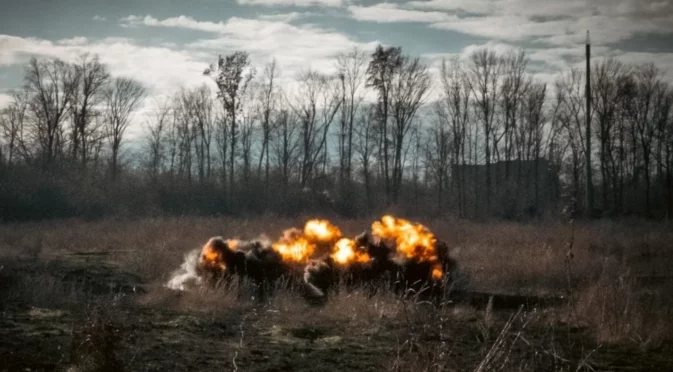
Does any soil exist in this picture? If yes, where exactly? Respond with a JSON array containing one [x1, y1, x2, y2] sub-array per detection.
[[1, 252, 672, 372]]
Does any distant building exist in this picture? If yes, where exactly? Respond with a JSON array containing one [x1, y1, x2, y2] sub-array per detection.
[[450, 159, 560, 218]]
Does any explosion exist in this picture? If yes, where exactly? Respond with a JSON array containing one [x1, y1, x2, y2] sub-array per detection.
[[272, 228, 315, 263], [227, 239, 240, 250], [272, 219, 344, 263], [200, 237, 230, 270], [330, 238, 371, 265], [168, 215, 453, 301], [371, 215, 444, 280], [304, 219, 342, 243]]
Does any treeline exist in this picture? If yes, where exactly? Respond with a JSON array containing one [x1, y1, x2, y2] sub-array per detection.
[[0, 47, 672, 222]]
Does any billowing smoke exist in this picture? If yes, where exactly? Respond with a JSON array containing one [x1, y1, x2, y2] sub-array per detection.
[[165, 249, 203, 291], [165, 216, 459, 302]]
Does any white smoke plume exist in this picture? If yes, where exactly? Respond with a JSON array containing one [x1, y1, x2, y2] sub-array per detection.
[[165, 249, 203, 291]]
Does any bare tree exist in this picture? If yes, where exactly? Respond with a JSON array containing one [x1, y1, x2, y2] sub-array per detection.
[[468, 49, 501, 214], [336, 47, 367, 186], [389, 56, 431, 203], [630, 64, 664, 216], [555, 68, 590, 212], [6, 46, 673, 220], [214, 106, 228, 190], [665, 87, 673, 218], [205, 51, 255, 196], [179, 85, 214, 184], [354, 104, 377, 209], [0, 90, 30, 166], [272, 108, 300, 190], [520, 82, 547, 212], [439, 57, 471, 216], [104, 77, 146, 180], [500, 51, 529, 181], [24, 57, 79, 166], [287, 70, 342, 187], [257, 59, 278, 189], [654, 88, 672, 218], [165, 97, 181, 182], [144, 98, 172, 182], [592, 58, 628, 212], [174, 91, 194, 185], [69, 54, 110, 166], [240, 82, 258, 186], [427, 106, 452, 208], [367, 45, 403, 204]]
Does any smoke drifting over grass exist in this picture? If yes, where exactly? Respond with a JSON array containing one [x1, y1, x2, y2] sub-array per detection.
[[165, 249, 202, 291]]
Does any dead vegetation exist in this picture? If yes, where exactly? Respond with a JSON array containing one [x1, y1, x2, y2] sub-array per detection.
[[0, 216, 672, 371]]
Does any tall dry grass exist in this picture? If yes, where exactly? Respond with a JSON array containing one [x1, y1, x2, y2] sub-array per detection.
[[1, 215, 671, 371]]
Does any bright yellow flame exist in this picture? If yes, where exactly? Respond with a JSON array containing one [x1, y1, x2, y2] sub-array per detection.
[[371, 215, 444, 280], [330, 238, 371, 265], [271, 220, 343, 264], [304, 219, 342, 243], [272, 228, 316, 263]]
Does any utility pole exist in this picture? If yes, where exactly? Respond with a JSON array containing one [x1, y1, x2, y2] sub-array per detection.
[[585, 30, 594, 218]]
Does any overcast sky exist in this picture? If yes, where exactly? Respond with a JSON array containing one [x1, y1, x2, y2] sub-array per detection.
[[1, 0, 673, 132]]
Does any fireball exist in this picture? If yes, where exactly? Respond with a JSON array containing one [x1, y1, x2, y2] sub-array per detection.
[[272, 228, 316, 263], [304, 219, 342, 243], [227, 239, 240, 250], [371, 215, 444, 279], [200, 238, 227, 271], [330, 238, 371, 265], [271, 220, 343, 263]]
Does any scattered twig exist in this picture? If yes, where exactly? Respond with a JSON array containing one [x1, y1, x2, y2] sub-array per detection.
[[474, 305, 523, 372]]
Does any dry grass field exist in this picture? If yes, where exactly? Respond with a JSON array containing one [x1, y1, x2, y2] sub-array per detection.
[[1, 216, 672, 371]]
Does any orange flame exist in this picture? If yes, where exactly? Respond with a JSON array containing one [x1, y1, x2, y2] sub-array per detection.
[[200, 239, 227, 271], [432, 266, 443, 280], [304, 219, 342, 243], [272, 228, 315, 263], [371, 215, 444, 279], [272, 220, 344, 263], [227, 239, 240, 250], [330, 238, 371, 265]]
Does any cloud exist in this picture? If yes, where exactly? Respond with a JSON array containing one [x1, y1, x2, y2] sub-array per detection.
[[346, 1, 673, 46], [121, 15, 229, 33], [408, 0, 673, 20], [193, 19, 378, 76], [0, 34, 218, 138], [347, 4, 566, 41], [430, 15, 568, 41], [236, 0, 343, 7], [258, 12, 312, 22], [57, 37, 89, 46], [348, 4, 453, 23], [2, 12, 381, 132], [423, 39, 673, 92], [0, 93, 11, 109], [120, 15, 379, 79], [0, 35, 54, 66], [346, 3, 568, 41], [407, 0, 586, 17], [612, 51, 673, 80], [533, 14, 672, 46], [93, 15, 107, 22], [0, 34, 211, 98]]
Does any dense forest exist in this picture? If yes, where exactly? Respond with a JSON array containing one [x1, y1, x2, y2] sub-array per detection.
[[0, 46, 672, 221]]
